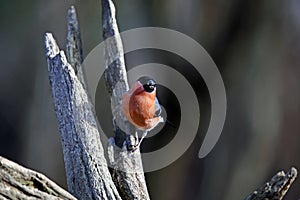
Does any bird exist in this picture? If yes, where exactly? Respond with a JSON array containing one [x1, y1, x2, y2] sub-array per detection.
[[122, 77, 164, 149]]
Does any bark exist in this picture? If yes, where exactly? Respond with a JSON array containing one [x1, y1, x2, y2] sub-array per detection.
[[0, 155, 297, 200], [0, 156, 76, 200], [66, 6, 86, 88], [44, 32, 121, 200], [101, 0, 150, 199], [245, 167, 297, 200]]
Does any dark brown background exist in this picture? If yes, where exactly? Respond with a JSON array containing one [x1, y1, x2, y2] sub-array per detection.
[[0, 0, 299, 199]]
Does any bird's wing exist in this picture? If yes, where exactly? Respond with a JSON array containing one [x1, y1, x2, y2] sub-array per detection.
[[154, 97, 162, 117]]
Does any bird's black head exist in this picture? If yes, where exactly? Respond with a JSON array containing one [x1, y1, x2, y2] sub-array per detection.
[[138, 76, 156, 93], [143, 79, 156, 93]]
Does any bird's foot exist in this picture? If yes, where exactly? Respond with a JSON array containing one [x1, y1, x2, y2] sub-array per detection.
[[130, 131, 148, 152]]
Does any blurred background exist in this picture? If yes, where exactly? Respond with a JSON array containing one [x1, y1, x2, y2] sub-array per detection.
[[1, 0, 300, 199]]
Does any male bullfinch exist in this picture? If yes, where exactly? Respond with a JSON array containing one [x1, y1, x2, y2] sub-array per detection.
[[122, 77, 164, 148]]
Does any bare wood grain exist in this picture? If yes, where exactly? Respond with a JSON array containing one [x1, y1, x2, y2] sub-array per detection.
[[245, 167, 297, 200], [101, 0, 150, 199], [44, 33, 121, 200], [66, 6, 86, 88], [0, 156, 76, 200]]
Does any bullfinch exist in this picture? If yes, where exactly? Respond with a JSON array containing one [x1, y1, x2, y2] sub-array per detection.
[[122, 77, 164, 148]]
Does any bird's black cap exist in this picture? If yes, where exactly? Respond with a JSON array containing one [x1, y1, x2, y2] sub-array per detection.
[[138, 76, 156, 93]]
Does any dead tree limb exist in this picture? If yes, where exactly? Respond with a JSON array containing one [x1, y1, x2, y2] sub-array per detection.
[[101, 0, 150, 199], [101, 0, 131, 146], [44, 32, 121, 200], [0, 156, 76, 200], [245, 167, 297, 200], [66, 6, 86, 88]]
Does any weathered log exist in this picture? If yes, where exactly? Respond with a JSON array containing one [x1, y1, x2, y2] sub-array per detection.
[[245, 167, 297, 200], [0, 156, 76, 200]]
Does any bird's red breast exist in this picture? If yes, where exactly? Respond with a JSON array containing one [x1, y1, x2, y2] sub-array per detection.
[[122, 81, 160, 130]]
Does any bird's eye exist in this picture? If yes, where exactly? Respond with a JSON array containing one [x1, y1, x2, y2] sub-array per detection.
[[143, 81, 156, 93]]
